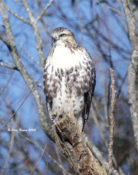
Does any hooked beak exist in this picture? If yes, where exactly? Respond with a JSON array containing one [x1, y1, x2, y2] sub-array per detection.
[[51, 36, 58, 43]]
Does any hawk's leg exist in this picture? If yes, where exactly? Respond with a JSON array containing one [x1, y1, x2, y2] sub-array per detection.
[[78, 116, 84, 131], [47, 102, 57, 121]]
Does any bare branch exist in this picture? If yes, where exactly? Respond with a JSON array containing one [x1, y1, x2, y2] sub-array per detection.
[[0, 3, 53, 140], [0, 113, 22, 175], [0, 0, 30, 23], [84, 135, 120, 175], [91, 101, 125, 175], [0, 61, 19, 71], [55, 146, 67, 175], [15, 39, 41, 67], [30, 145, 47, 175], [121, 0, 138, 151], [108, 68, 116, 175], [22, 0, 45, 66], [90, 104, 107, 147], [121, 0, 137, 49], [117, 0, 128, 34], [36, 0, 54, 22], [19, 133, 72, 175], [103, 3, 123, 16], [22, 0, 35, 23], [53, 114, 107, 175]]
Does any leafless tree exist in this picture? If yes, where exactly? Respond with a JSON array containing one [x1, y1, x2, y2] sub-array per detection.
[[0, 0, 137, 174]]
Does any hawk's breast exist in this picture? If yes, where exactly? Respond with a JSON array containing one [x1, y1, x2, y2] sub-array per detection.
[[43, 44, 94, 117]]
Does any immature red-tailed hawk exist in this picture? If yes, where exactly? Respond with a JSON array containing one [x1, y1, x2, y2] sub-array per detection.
[[43, 27, 96, 130]]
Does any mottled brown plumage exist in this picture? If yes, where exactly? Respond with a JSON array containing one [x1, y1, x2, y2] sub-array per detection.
[[43, 27, 96, 130]]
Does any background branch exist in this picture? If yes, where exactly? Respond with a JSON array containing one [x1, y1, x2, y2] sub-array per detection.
[[0, 61, 19, 71], [108, 68, 116, 175], [0, 0, 137, 174], [0, 2, 53, 139], [121, 0, 138, 151], [36, 0, 54, 22], [0, 0, 30, 23]]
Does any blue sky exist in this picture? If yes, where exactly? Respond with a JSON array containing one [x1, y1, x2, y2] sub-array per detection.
[[0, 0, 130, 144], [0, 0, 132, 174]]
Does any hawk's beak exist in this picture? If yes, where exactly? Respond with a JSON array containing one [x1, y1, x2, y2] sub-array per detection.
[[51, 36, 58, 43]]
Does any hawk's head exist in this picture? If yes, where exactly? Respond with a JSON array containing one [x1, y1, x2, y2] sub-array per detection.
[[51, 27, 77, 46]]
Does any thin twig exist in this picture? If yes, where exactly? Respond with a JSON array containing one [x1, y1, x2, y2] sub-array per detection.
[[104, 3, 123, 16], [30, 144, 47, 175], [55, 146, 66, 175], [19, 134, 72, 175], [22, 0, 35, 22], [22, 0, 45, 66], [90, 104, 107, 147], [0, 71, 14, 96], [36, 0, 54, 22], [14, 0, 23, 6], [108, 68, 116, 175], [0, 0, 30, 23], [0, 113, 22, 175], [117, 0, 127, 34], [0, 76, 42, 133], [15, 39, 41, 67], [0, 61, 19, 71], [91, 99, 125, 175]]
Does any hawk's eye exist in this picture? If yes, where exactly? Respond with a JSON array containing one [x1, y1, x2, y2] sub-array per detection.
[[60, 33, 66, 37]]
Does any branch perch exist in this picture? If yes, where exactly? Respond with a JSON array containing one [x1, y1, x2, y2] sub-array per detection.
[[53, 114, 107, 175], [108, 68, 116, 175]]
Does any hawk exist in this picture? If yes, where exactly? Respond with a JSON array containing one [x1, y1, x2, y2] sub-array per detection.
[[43, 27, 96, 130]]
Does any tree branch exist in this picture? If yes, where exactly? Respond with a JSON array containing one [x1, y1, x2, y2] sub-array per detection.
[[0, 61, 19, 71], [53, 114, 107, 175], [22, 0, 45, 66], [121, 0, 138, 151], [36, 0, 54, 22], [108, 68, 116, 175], [0, 4, 117, 173], [0, 0, 30, 23], [85, 135, 120, 175], [0, 113, 21, 175], [0, 3, 53, 140]]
